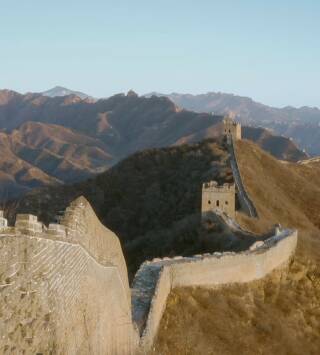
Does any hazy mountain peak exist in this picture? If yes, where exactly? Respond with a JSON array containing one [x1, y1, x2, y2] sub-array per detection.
[[42, 86, 90, 100], [0, 89, 21, 105], [127, 89, 139, 97]]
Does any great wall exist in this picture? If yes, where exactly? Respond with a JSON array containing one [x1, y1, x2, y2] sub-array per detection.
[[0, 118, 298, 354]]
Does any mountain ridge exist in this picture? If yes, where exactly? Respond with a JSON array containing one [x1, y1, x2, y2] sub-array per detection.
[[145, 91, 320, 113], [0, 89, 308, 199], [147, 91, 320, 155]]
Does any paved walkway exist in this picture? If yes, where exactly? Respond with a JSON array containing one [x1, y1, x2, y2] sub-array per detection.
[[228, 139, 258, 218]]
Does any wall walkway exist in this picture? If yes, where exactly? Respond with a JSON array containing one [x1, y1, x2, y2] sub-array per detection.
[[132, 228, 297, 351], [0, 196, 298, 354], [228, 138, 258, 217]]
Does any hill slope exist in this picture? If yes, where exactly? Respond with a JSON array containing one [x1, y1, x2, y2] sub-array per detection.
[[154, 140, 320, 354], [0, 121, 115, 198], [242, 126, 307, 161], [0, 131, 60, 199], [16, 138, 259, 279]]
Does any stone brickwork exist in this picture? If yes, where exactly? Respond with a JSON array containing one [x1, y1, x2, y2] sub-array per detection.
[[201, 181, 236, 218], [229, 138, 258, 217], [0, 197, 138, 355], [0, 196, 298, 354], [15, 214, 43, 234]]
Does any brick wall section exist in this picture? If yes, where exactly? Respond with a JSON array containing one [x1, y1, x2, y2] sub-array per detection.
[[133, 229, 298, 351], [0, 198, 138, 355], [0, 198, 298, 354], [60, 196, 130, 296], [228, 138, 258, 217], [139, 266, 172, 350]]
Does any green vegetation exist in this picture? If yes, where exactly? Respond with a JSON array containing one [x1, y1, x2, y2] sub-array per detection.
[[18, 138, 238, 279]]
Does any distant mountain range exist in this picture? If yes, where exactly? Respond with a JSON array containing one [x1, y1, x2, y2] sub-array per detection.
[[0, 89, 307, 199], [29, 88, 320, 157], [146, 92, 320, 156]]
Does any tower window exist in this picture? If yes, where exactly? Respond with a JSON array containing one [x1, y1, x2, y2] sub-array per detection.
[[208, 200, 211, 205], [225, 201, 229, 205], [216, 200, 220, 207]]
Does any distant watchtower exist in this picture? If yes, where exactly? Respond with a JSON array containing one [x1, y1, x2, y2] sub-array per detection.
[[201, 181, 235, 218], [223, 116, 241, 141]]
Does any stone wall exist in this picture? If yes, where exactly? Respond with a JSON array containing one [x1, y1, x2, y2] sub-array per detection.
[[133, 228, 298, 352], [229, 138, 258, 217], [59, 197, 130, 296], [0, 196, 298, 354], [139, 266, 171, 350], [0, 197, 138, 355]]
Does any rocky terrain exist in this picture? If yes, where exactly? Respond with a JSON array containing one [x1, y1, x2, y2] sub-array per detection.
[[0, 89, 307, 199], [150, 91, 320, 156], [0, 121, 113, 199]]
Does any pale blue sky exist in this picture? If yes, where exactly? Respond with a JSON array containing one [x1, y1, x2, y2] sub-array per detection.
[[0, 0, 319, 107]]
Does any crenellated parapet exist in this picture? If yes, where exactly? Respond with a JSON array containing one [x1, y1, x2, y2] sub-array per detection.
[[202, 181, 235, 191], [15, 214, 44, 235], [0, 197, 129, 292], [0, 196, 298, 354], [0, 197, 138, 355]]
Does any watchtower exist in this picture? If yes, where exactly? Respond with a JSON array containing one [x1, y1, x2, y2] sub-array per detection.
[[201, 181, 235, 218], [223, 116, 241, 141]]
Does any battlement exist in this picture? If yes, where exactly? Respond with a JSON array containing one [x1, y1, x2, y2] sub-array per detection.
[[0, 195, 299, 354], [15, 214, 43, 234], [0, 197, 129, 288], [202, 181, 235, 192], [0, 196, 137, 354], [47, 223, 67, 238]]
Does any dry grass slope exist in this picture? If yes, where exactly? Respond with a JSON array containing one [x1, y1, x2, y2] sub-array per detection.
[[154, 140, 320, 355]]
